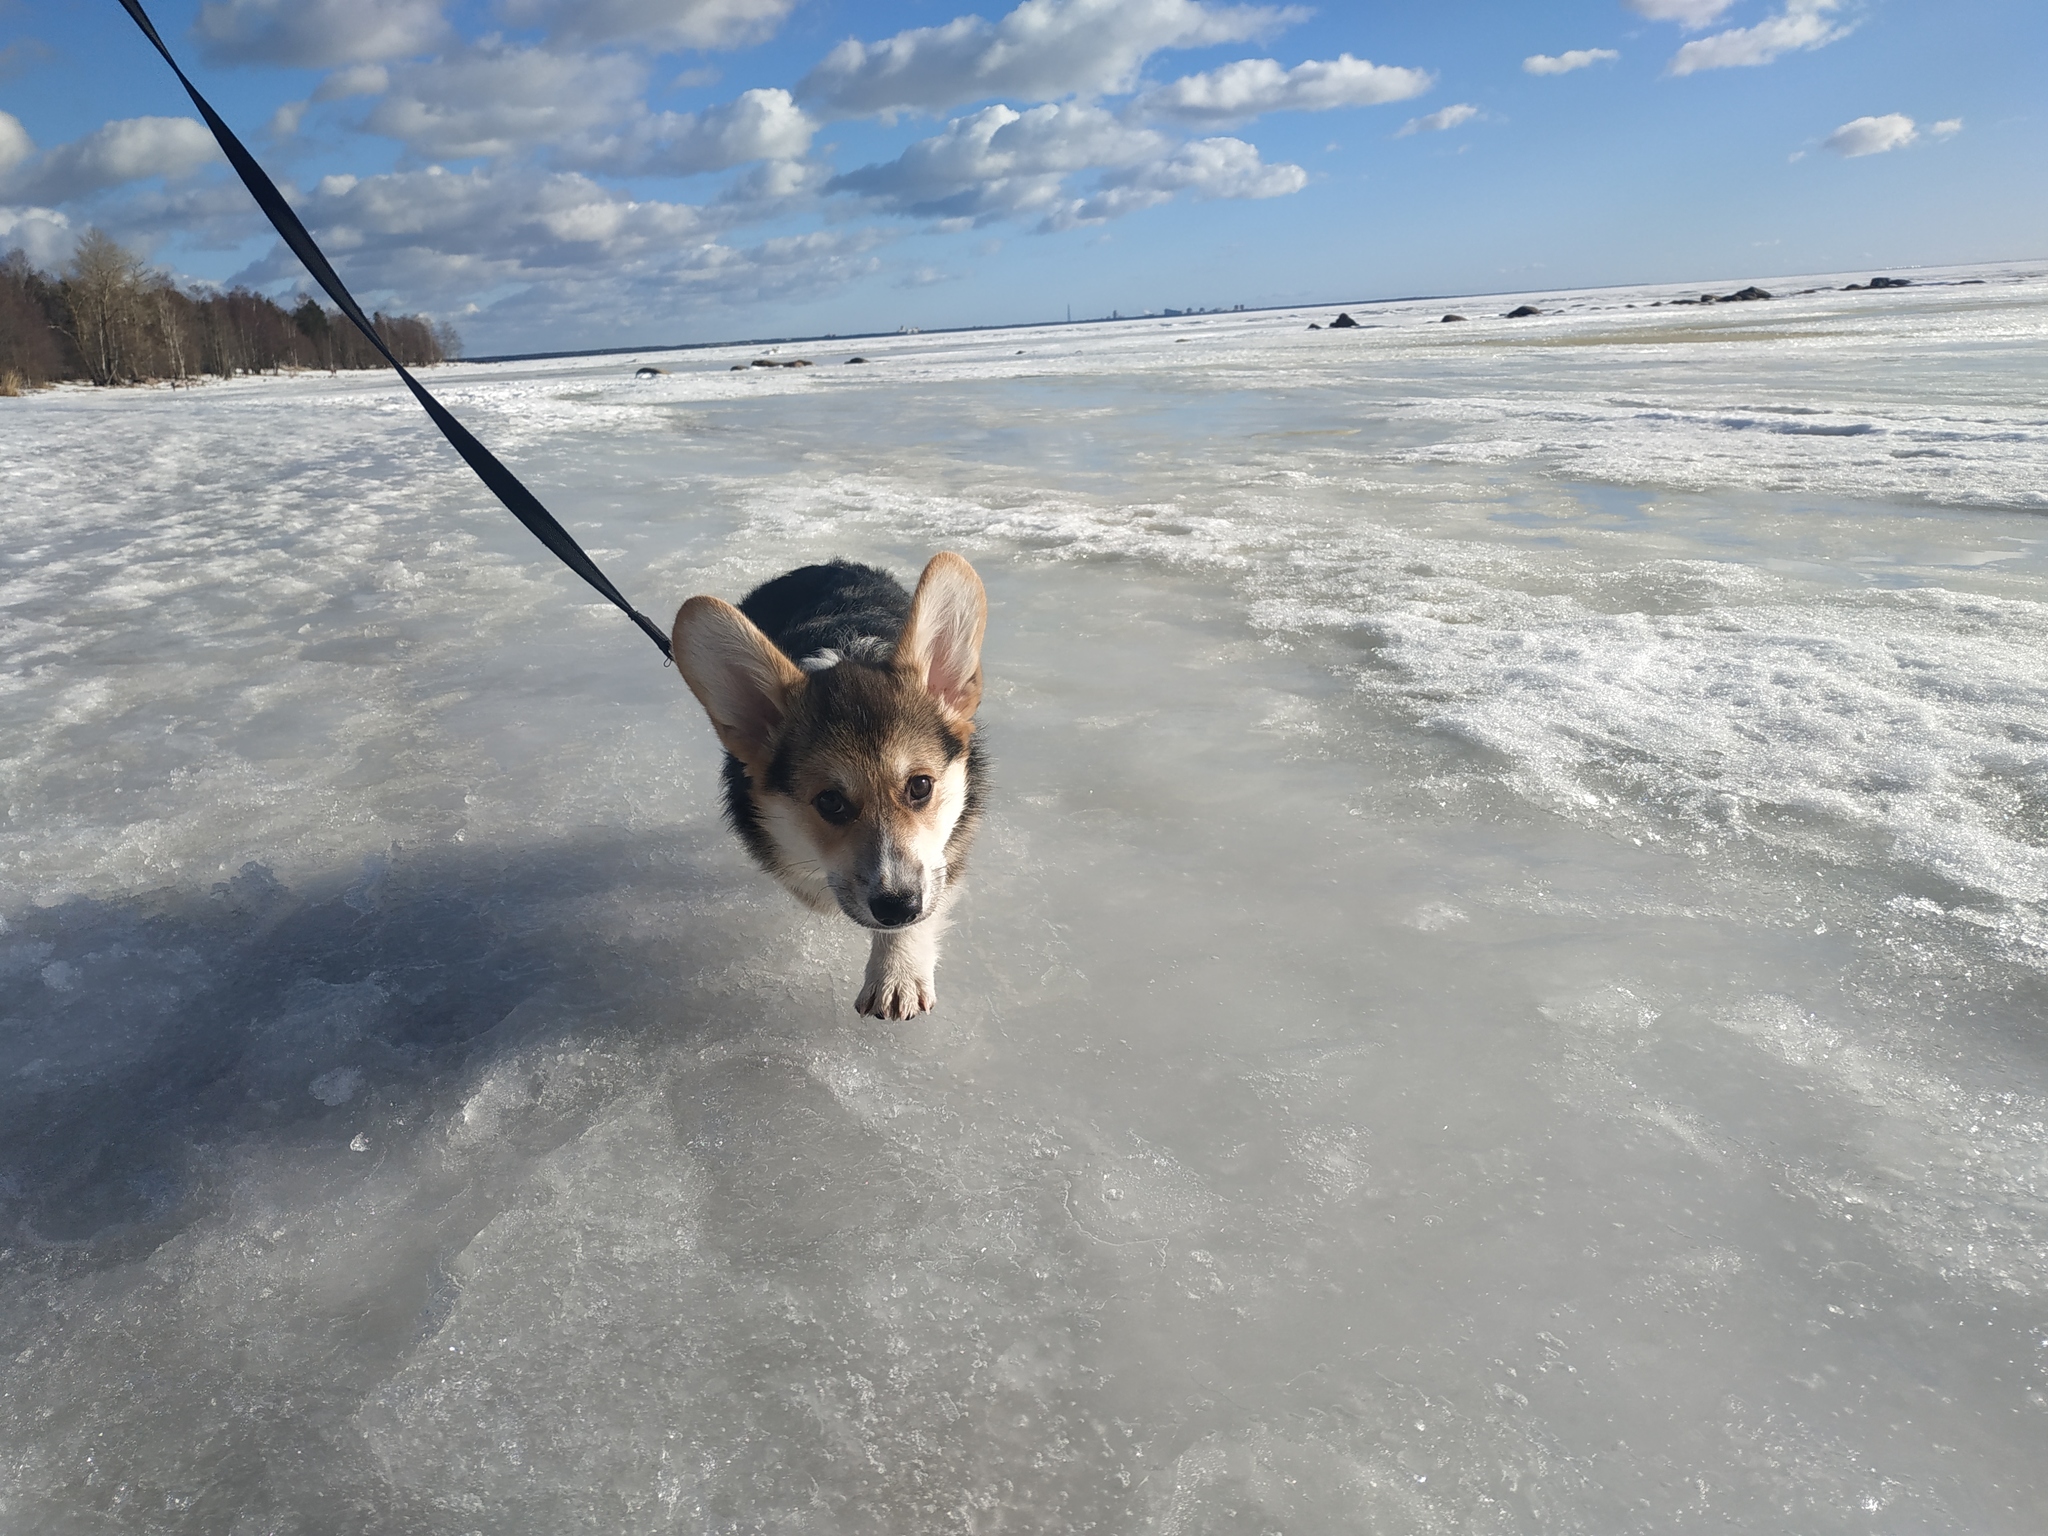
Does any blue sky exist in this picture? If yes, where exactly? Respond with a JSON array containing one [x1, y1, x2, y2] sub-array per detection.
[[1, 0, 2041, 352]]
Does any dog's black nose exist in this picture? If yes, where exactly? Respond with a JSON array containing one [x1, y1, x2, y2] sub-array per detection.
[[868, 890, 923, 928]]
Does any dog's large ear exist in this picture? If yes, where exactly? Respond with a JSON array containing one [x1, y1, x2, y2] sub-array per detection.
[[897, 551, 987, 723], [672, 596, 805, 771]]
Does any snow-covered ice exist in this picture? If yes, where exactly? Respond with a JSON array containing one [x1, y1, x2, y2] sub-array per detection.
[[4, 263, 2048, 1533]]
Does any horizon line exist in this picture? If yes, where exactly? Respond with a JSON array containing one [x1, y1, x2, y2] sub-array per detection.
[[457, 254, 2044, 366]]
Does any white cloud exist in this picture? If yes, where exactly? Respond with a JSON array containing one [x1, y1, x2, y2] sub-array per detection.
[[657, 90, 817, 173], [799, 0, 1308, 118], [364, 46, 647, 161], [575, 90, 818, 178], [266, 100, 309, 138], [1622, 0, 1736, 25], [1396, 103, 1479, 137], [195, 0, 447, 68], [0, 205, 76, 269], [1523, 48, 1620, 75], [316, 65, 395, 102], [1136, 54, 1433, 124], [1048, 135, 1304, 227], [829, 102, 1168, 221], [1624, 0, 1736, 25], [826, 100, 1300, 232], [0, 117, 223, 207], [303, 166, 701, 276], [360, 46, 814, 174], [298, 169, 883, 346], [0, 110, 33, 177], [1667, 0, 1854, 75], [1824, 113, 1916, 157], [1929, 117, 1962, 139], [495, 0, 798, 52], [714, 156, 831, 209]]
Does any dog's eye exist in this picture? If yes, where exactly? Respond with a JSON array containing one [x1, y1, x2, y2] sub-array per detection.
[[905, 774, 934, 805], [812, 788, 858, 825]]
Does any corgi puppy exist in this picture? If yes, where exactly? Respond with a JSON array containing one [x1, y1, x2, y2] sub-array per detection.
[[672, 553, 988, 1019]]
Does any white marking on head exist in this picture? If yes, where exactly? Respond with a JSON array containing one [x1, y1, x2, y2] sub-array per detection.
[[756, 795, 841, 915]]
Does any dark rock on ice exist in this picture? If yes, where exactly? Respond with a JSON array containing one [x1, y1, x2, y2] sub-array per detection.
[[633, 366, 668, 377], [1329, 313, 1360, 328], [1441, 313, 1467, 322], [846, 356, 868, 364], [1504, 305, 1541, 318], [1844, 276, 1911, 291], [1722, 286, 1772, 302], [1307, 323, 1321, 329]]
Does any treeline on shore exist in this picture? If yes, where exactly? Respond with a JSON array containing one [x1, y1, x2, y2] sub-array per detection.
[[1, 229, 459, 395]]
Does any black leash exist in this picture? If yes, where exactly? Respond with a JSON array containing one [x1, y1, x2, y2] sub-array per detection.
[[116, 0, 674, 661]]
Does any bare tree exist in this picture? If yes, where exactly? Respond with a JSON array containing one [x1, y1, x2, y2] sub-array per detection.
[[62, 228, 146, 386], [372, 311, 445, 368], [148, 275, 197, 382]]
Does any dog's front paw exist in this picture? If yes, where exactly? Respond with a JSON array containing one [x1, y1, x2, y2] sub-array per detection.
[[856, 971, 935, 1020]]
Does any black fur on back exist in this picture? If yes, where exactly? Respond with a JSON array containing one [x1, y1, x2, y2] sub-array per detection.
[[739, 559, 910, 664], [718, 559, 989, 882]]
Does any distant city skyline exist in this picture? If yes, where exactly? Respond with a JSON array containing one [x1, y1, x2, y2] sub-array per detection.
[[2, 0, 2041, 353]]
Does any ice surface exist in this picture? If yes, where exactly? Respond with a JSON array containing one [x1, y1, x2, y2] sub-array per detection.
[[4, 264, 2048, 1533]]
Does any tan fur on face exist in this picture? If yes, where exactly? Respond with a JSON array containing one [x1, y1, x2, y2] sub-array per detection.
[[759, 660, 973, 927]]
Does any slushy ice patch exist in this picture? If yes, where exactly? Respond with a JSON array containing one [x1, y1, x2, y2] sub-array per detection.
[[1330, 567, 2048, 916]]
